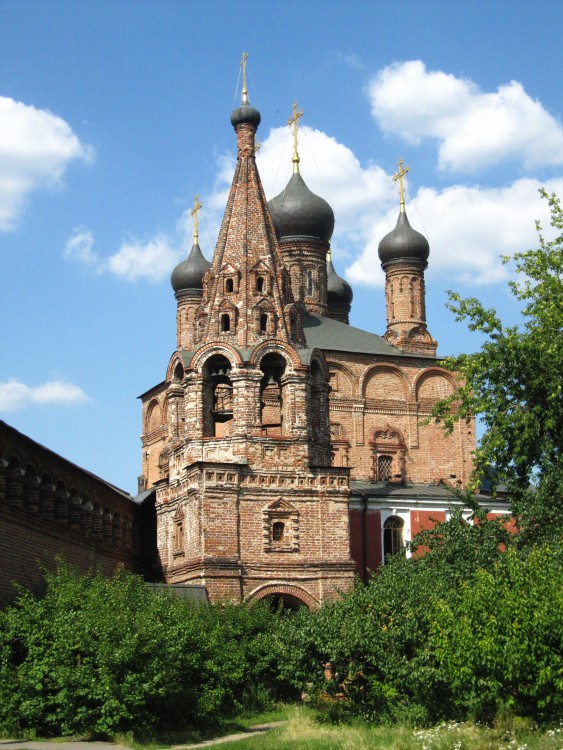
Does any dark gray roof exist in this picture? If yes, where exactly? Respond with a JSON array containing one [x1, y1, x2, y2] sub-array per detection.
[[171, 241, 211, 293], [350, 481, 457, 499], [133, 487, 156, 505], [302, 313, 427, 358], [327, 257, 353, 304], [378, 209, 429, 266], [269, 172, 334, 245]]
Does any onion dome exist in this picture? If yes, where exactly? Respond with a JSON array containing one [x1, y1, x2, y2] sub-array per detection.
[[171, 241, 211, 293], [327, 252, 353, 305], [230, 67, 261, 131], [268, 172, 335, 245], [378, 210, 429, 267]]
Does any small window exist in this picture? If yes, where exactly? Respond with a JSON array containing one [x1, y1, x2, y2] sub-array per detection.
[[378, 455, 393, 481], [173, 513, 184, 554], [307, 270, 314, 296], [260, 313, 268, 334], [221, 314, 230, 332], [257, 276, 264, 293], [272, 521, 285, 542], [225, 278, 234, 293]]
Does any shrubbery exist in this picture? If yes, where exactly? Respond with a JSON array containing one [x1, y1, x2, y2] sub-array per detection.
[[273, 513, 563, 726], [0, 564, 289, 740], [1, 516, 562, 739]]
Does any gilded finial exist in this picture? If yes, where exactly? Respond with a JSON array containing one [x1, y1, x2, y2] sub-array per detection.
[[288, 100, 303, 174], [240, 51, 249, 103], [191, 194, 202, 242], [393, 158, 409, 212]]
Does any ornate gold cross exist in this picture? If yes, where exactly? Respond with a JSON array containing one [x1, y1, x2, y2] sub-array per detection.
[[393, 158, 409, 210], [288, 100, 303, 173], [240, 51, 248, 97], [191, 194, 202, 241]]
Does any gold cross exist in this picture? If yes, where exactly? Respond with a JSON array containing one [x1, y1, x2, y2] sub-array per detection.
[[240, 52, 248, 97], [393, 158, 409, 211], [288, 100, 303, 173], [191, 194, 202, 241]]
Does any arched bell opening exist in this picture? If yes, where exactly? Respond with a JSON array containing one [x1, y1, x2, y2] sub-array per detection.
[[203, 354, 234, 438], [259, 353, 286, 436]]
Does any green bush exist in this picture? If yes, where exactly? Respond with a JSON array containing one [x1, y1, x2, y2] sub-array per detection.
[[273, 513, 562, 727], [431, 545, 563, 723], [0, 564, 286, 740]]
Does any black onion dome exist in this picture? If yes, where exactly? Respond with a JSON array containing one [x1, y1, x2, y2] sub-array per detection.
[[230, 94, 261, 129], [378, 210, 429, 266], [327, 256, 353, 304], [171, 241, 211, 292], [268, 172, 335, 245]]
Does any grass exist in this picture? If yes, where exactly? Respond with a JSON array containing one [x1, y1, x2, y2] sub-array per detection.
[[195, 706, 563, 750]]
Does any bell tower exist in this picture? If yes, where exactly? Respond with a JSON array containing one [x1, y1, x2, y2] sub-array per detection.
[[142, 56, 355, 608]]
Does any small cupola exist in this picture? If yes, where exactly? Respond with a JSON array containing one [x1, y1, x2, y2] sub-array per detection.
[[230, 52, 261, 129], [326, 248, 353, 324], [378, 159, 429, 268], [378, 210, 429, 268], [171, 195, 211, 293]]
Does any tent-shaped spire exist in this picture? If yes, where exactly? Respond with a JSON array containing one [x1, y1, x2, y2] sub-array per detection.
[[198, 57, 301, 348]]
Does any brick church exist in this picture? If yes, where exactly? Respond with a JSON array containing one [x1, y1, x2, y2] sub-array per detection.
[[0, 67, 509, 608], [136, 73, 492, 610]]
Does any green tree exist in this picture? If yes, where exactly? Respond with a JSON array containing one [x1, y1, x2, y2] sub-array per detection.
[[433, 189, 563, 542]]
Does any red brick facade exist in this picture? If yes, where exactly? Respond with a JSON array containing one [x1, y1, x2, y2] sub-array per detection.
[[0, 421, 150, 605], [138, 88, 509, 609]]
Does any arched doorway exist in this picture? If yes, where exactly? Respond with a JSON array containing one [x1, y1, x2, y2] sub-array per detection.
[[247, 583, 319, 611]]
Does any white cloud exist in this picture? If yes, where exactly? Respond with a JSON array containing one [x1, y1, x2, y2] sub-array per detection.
[[64, 227, 97, 265], [347, 177, 563, 287], [0, 379, 91, 412], [106, 235, 179, 282], [201, 124, 563, 290], [369, 60, 563, 172], [64, 227, 182, 282], [0, 96, 93, 230]]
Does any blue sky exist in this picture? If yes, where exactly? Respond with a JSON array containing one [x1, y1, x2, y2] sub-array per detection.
[[1, 0, 562, 493]]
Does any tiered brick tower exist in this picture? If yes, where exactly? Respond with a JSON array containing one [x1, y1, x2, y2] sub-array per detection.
[[140, 68, 355, 608]]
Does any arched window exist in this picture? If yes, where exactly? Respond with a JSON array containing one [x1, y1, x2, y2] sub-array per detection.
[[307, 269, 314, 296], [256, 276, 264, 293], [377, 454, 393, 481], [272, 521, 285, 542], [221, 313, 230, 332], [260, 313, 268, 334], [225, 278, 234, 293], [383, 516, 404, 558]]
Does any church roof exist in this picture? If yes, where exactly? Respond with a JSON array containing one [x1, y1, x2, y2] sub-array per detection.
[[301, 313, 433, 358], [350, 481, 458, 498]]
